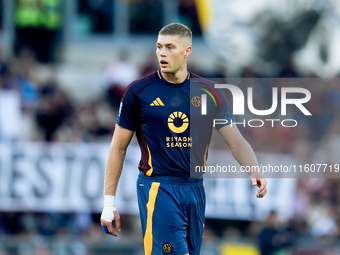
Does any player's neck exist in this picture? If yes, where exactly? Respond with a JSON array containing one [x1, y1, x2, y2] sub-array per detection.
[[161, 68, 188, 84]]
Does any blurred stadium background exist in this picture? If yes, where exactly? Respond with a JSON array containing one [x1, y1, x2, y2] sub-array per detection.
[[1, 0, 340, 254]]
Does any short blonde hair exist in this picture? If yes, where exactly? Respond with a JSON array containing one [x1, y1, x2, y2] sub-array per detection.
[[159, 23, 192, 44]]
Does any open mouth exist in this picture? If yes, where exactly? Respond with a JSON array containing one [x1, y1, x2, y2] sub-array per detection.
[[160, 60, 168, 67]]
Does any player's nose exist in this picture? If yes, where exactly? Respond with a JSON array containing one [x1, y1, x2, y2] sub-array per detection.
[[158, 48, 166, 57]]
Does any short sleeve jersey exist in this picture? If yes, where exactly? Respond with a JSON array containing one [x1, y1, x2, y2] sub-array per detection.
[[117, 70, 235, 177]]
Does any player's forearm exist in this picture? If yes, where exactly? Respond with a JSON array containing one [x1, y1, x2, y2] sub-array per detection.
[[103, 125, 134, 197], [103, 145, 127, 196], [230, 139, 259, 176]]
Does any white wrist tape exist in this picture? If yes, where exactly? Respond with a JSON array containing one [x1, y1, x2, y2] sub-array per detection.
[[101, 195, 117, 222]]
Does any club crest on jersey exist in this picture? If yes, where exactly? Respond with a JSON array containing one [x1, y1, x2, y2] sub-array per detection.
[[191, 96, 201, 107], [162, 243, 173, 254]]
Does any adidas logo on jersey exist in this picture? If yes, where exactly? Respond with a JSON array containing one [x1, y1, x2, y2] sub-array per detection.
[[150, 97, 165, 106]]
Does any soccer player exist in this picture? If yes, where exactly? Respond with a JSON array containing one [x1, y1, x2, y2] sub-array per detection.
[[100, 23, 267, 255]]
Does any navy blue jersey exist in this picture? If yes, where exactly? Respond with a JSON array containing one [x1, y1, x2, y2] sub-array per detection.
[[117, 70, 234, 177]]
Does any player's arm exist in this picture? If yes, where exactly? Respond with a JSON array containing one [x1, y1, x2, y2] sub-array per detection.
[[218, 125, 267, 198], [100, 124, 134, 236]]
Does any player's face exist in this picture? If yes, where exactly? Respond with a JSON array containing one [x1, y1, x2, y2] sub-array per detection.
[[156, 35, 191, 74]]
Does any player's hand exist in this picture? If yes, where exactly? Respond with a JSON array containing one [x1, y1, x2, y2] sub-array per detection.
[[101, 209, 121, 237], [250, 174, 267, 198]]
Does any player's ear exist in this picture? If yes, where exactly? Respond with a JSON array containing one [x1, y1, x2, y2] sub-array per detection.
[[185, 46, 192, 57]]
